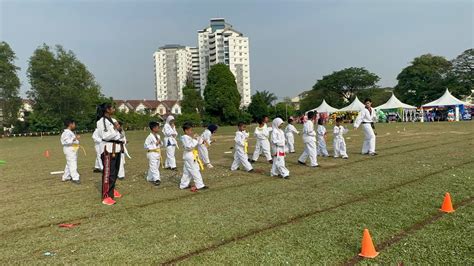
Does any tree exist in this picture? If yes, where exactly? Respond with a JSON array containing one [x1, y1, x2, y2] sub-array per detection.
[[313, 67, 380, 102], [300, 67, 380, 112], [449, 49, 473, 98], [247, 90, 270, 121], [270, 102, 296, 121], [299, 87, 344, 112], [258, 90, 277, 106], [203, 63, 241, 124], [356, 87, 393, 106], [181, 80, 204, 114], [394, 54, 455, 106], [27, 44, 103, 131], [0, 42, 22, 128]]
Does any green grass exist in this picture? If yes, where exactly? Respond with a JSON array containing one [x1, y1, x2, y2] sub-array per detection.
[[0, 122, 473, 264]]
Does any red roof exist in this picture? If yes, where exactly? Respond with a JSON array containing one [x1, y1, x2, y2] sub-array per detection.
[[125, 100, 148, 109], [161, 100, 178, 109], [143, 100, 162, 109], [114, 100, 126, 106]]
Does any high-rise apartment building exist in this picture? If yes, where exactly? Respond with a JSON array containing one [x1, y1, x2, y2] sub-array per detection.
[[153, 18, 251, 106], [153, 45, 198, 101], [197, 18, 251, 106]]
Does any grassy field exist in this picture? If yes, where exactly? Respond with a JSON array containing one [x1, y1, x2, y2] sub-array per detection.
[[0, 122, 473, 264]]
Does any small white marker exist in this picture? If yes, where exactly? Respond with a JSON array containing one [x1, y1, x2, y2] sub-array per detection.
[[50, 171, 65, 175]]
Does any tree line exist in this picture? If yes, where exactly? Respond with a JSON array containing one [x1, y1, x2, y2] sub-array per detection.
[[0, 42, 248, 134], [300, 49, 473, 112], [1, 41, 472, 134]]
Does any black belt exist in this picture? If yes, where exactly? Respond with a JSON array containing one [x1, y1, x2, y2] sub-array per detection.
[[362, 122, 376, 129], [102, 139, 124, 144]]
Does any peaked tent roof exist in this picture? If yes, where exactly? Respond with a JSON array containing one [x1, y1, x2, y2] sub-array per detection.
[[375, 93, 417, 110], [422, 89, 472, 108], [308, 99, 339, 113], [339, 96, 365, 112]]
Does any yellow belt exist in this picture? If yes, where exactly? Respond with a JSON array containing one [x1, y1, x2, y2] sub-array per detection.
[[71, 144, 86, 156], [148, 148, 164, 168], [244, 141, 248, 153], [72, 143, 80, 152], [193, 149, 204, 170]]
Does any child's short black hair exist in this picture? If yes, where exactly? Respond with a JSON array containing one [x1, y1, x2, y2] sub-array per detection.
[[118, 121, 123, 126], [182, 122, 193, 132], [237, 121, 246, 128], [336, 117, 343, 123], [207, 124, 218, 133], [149, 121, 160, 130], [288, 117, 294, 123], [364, 98, 372, 103], [64, 119, 75, 127], [256, 117, 264, 124], [318, 118, 324, 125], [307, 111, 315, 119]]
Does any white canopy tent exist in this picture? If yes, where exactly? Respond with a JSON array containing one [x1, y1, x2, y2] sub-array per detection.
[[307, 99, 339, 114], [375, 93, 417, 122], [421, 89, 472, 121], [339, 96, 365, 112], [376, 93, 417, 110]]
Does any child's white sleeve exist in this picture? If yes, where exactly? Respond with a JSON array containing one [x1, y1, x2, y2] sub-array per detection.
[[144, 135, 153, 149], [272, 132, 285, 147], [92, 129, 102, 143], [235, 133, 245, 146], [182, 136, 198, 150], [307, 123, 316, 136], [292, 125, 299, 134], [61, 132, 75, 145]]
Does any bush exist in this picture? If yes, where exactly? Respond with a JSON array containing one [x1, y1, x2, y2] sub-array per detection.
[[237, 111, 252, 125], [11, 120, 29, 134], [174, 113, 202, 127], [202, 114, 220, 126], [115, 111, 162, 130]]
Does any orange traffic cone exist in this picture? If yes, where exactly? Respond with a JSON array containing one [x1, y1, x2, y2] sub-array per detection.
[[440, 192, 455, 213], [44, 150, 50, 158], [359, 228, 379, 258]]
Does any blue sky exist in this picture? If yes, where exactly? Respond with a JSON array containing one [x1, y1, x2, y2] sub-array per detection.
[[1, 0, 472, 100]]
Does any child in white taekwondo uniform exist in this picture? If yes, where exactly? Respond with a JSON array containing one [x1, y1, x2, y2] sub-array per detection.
[[117, 121, 127, 179], [60, 119, 81, 184], [96, 103, 125, 206], [354, 98, 378, 156], [198, 124, 218, 169], [285, 117, 299, 153], [333, 117, 349, 159], [271, 118, 290, 179], [163, 115, 178, 170], [92, 128, 103, 172], [231, 122, 254, 172], [144, 121, 162, 186], [316, 118, 329, 157], [298, 111, 319, 167], [250, 116, 273, 164], [179, 122, 208, 190]]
